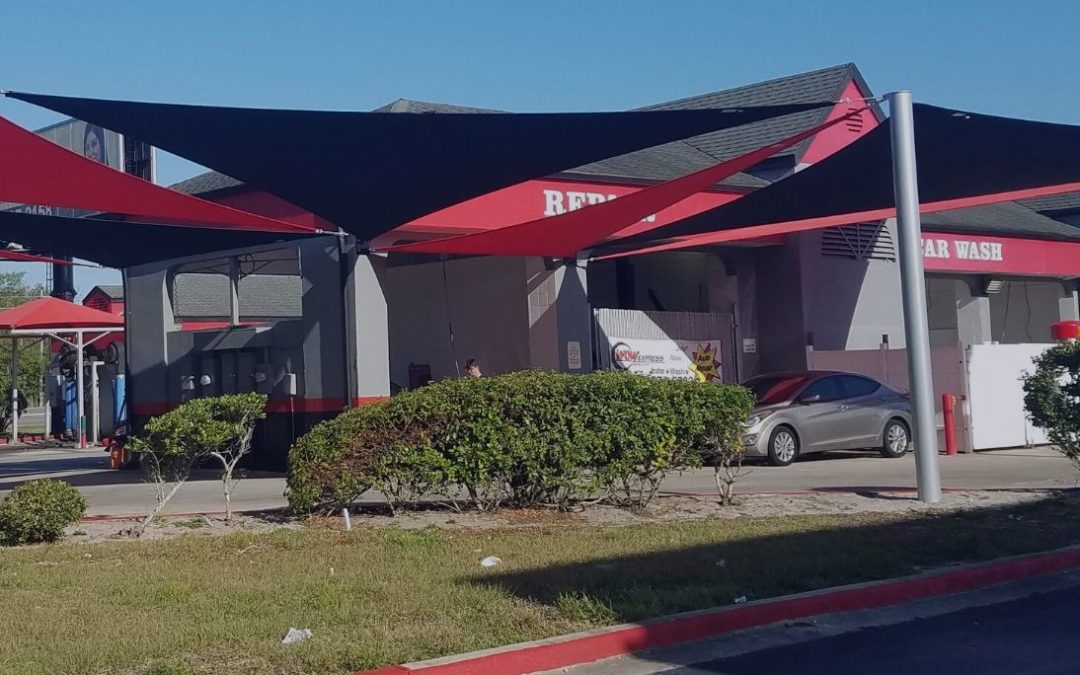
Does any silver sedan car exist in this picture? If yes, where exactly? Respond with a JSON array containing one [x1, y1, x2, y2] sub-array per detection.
[[741, 371, 913, 466]]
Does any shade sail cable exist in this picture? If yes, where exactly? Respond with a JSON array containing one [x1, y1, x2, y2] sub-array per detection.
[[8, 91, 831, 241]]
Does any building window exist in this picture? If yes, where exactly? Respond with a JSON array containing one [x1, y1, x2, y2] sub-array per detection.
[[170, 248, 302, 323]]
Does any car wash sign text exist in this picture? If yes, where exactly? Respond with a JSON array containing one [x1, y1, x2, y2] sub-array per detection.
[[919, 232, 1080, 277]]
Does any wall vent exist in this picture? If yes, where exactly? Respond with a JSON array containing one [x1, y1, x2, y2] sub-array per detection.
[[821, 223, 895, 262]]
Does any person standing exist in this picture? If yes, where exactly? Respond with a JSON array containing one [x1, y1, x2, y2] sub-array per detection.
[[465, 359, 482, 377]]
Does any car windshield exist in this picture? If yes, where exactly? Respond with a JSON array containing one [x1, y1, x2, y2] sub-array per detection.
[[744, 376, 810, 405]]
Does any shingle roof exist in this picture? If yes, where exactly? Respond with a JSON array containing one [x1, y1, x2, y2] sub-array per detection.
[[563, 63, 877, 185], [371, 98, 502, 114], [1018, 190, 1080, 215], [172, 64, 874, 198], [172, 273, 302, 319], [170, 171, 242, 196], [921, 202, 1080, 241], [87, 285, 124, 300]]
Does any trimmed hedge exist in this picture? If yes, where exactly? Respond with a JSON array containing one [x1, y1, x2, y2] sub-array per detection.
[[0, 479, 87, 545], [287, 371, 753, 514]]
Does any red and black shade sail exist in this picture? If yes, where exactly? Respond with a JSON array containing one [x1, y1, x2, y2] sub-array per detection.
[[6, 91, 830, 241], [0, 115, 314, 234], [598, 104, 1080, 257], [384, 108, 868, 257], [0, 211, 307, 268]]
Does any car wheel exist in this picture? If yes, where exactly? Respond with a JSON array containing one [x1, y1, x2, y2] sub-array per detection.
[[880, 419, 911, 458], [767, 426, 799, 467]]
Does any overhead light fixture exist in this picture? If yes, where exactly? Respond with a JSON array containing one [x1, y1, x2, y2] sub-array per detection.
[[984, 279, 1005, 294]]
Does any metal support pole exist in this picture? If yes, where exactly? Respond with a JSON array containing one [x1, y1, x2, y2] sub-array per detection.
[[10, 337, 18, 443], [229, 257, 241, 327], [76, 331, 86, 449], [888, 90, 941, 503], [90, 360, 103, 445]]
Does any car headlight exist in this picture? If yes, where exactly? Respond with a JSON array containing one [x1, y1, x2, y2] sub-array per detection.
[[745, 410, 775, 428]]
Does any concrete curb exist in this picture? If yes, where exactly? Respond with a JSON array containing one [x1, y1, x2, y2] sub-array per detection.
[[351, 544, 1080, 675]]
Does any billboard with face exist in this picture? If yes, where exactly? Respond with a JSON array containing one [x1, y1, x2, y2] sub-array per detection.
[[0, 118, 125, 217]]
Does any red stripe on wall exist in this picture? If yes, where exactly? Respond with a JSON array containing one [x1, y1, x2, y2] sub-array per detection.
[[132, 396, 388, 417]]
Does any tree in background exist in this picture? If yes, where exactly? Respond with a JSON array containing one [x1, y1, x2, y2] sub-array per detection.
[[0, 272, 48, 433]]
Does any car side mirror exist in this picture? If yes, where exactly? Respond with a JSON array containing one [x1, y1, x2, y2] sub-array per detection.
[[800, 394, 822, 404]]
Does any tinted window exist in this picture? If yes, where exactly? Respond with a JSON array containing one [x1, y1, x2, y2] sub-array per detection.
[[798, 376, 844, 403], [840, 375, 881, 399], [744, 376, 811, 405]]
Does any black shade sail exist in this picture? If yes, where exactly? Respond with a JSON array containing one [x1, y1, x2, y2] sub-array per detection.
[[604, 103, 1080, 254], [8, 91, 828, 241], [0, 211, 308, 269]]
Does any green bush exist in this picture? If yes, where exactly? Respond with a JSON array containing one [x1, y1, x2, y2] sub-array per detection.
[[129, 393, 267, 527], [287, 370, 754, 514], [1024, 342, 1080, 468], [0, 479, 86, 545]]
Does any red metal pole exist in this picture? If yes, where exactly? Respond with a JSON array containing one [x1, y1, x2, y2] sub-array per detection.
[[943, 394, 957, 455]]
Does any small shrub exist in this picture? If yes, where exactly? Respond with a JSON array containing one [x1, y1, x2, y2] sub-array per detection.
[[1024, 342, 1080, 468], [0, 479, 86, 545], [129, 393, 267, 531]]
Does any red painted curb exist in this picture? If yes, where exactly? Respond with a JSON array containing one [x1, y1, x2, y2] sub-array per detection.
[[352, 545, 1080, 675]]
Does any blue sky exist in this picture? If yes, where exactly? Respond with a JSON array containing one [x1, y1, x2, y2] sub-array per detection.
[[1, 0, 1078, 293]]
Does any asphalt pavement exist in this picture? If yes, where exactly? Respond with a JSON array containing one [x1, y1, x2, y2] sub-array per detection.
[[553, 571, 1080, 675]]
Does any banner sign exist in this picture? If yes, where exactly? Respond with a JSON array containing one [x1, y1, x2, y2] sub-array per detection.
[[599, 337, 723, 382]]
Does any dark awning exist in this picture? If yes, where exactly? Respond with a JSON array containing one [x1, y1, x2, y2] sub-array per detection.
[[7, 91, 829, 241], [0, 211, 308, 268], [600, 103, 1080, 256]]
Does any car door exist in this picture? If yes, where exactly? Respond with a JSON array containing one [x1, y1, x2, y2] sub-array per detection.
[[836, 375, 887, 448], [790, 375, 848, 452]]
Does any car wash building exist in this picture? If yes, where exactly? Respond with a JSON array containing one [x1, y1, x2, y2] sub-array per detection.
[[6, 63, 1080, 467], [125, 65, 1080, 462]]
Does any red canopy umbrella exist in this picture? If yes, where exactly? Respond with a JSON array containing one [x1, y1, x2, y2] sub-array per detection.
[[0, 297, 124, 447]]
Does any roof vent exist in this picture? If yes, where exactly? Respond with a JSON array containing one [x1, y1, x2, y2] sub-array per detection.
[[844, 106, 864, 133]]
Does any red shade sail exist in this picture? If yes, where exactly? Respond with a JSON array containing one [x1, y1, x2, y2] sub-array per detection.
[[0, 296, 124, 330], [0, 115, 315, 234], [0, 249, 77, 265], [386, 108, 869, 257]]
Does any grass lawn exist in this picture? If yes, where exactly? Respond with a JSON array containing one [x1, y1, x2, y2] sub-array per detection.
[[2, 494, 1080, 674]]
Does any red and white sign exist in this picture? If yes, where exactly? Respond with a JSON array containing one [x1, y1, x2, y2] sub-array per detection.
[[922, 231, 1080, 278]]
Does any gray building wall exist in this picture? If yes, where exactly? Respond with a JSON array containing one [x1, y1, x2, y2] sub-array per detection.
[[796, 221, 906, 351], [387, 256, 531, 385]]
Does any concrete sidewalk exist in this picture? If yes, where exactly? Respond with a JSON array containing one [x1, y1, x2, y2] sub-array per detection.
[[0, 445, 1073, 517]]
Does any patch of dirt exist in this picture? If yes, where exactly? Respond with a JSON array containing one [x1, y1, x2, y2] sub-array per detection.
[[63, 488, 1072, 544], [68, 513, 303, 544]]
